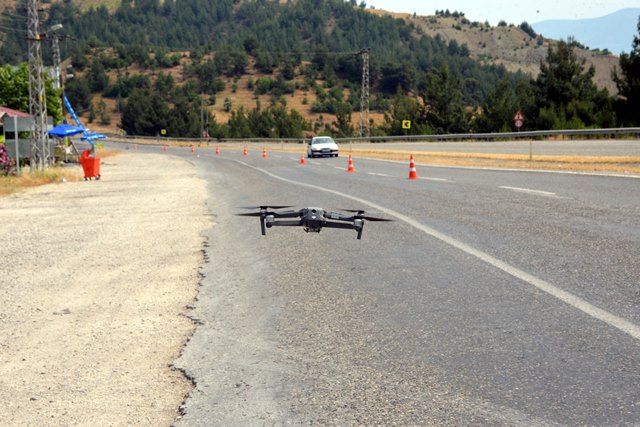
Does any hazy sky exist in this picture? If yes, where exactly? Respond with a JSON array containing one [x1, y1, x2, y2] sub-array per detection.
[[365, 1, 639, 25]]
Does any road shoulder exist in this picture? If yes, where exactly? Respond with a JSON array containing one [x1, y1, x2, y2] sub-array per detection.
[[0, 152, 210, 426]]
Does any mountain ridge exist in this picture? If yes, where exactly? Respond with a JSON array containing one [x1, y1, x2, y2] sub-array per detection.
[[532, 8, 640, 55], [369, 9, 619, 94]]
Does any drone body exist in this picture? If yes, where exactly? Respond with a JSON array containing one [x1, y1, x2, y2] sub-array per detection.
[[237, 206, 391, 239]]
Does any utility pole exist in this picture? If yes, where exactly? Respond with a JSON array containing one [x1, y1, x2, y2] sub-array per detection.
[[358, 48, 370, 138], [200, 94, 204, 138], [50, 24, 64, 90], [26, 0, 50, 169]]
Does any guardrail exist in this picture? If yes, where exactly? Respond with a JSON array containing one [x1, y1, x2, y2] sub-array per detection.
[[336, 128, 640, 143], [103, 127, 640, 145]]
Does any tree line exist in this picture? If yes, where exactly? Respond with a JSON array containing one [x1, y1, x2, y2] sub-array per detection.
[[0, 0, 639, 137]]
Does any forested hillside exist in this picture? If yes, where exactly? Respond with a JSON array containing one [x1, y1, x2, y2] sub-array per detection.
[[1, 0, 639, 138]]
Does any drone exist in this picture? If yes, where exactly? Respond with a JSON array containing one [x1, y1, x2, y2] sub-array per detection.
[[236, 206, 392, 239]]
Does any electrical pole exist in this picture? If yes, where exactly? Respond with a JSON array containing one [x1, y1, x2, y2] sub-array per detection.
[[51, 29, 62, 90], [201, 94, 204, 138], [27, 0, 50, 169], [358, 48, 370, 138]]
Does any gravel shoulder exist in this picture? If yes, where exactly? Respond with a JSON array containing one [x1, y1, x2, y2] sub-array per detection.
[[0, 153, 210, 426]]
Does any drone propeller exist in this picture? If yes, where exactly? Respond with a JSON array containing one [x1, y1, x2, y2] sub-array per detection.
[[360, 215, 393, 222], [329, 209, 392, 222], [335, 208, 366, 214], [238, 205, 294, 210], [235, 212, 265, 217]]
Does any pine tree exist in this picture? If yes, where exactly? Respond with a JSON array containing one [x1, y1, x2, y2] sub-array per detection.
[[535, 40, 614, 129], [614, 17, 640, 126]]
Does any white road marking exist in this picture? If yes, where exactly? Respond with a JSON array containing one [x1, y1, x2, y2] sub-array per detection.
[[499, 185, 566, 199], [334, 167, 345, 170], [237, 160, 640, 341], [368, 172, 390, 177], [421, 177, 455, 183]]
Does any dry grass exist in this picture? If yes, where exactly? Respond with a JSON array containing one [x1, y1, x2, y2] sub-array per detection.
[[346, 149, 640, 174], [0, 148, 119, 197], [0, 166, 82, 197]]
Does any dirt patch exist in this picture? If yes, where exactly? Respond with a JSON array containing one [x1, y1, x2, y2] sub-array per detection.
[[0, 153, 210, 426]]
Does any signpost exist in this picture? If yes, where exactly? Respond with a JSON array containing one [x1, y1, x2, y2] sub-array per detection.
[[514, 111, 532, 160], [514, 111, 524, 130], [402, 120, 411, 138]]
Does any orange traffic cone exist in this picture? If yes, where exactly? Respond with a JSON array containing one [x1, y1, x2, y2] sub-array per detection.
[[191, 145, 195, 154], [134, 144, 138, 151], [347, 154, 355, 173], [262, 146, 267, 158], [408, 154, 418, 179], [299, 154, 306, 165], [163, 144, 167, 152], [215, 146, 220, 155], [243, 146, 248, 156]]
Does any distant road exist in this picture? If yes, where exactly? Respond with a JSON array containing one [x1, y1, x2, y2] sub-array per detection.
[[345, 139, 640, 156]]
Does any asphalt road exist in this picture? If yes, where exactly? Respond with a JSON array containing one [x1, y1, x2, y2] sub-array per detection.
[[124, 144, 640, 425]]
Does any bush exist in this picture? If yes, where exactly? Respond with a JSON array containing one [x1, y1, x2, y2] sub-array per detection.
[[0, 143, 16, 176]]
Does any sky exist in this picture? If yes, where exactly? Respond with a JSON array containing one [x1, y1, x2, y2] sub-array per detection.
[[365, 1, 639, 25]]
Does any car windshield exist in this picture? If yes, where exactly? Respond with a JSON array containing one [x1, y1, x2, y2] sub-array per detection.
[[312, 137, 334, 145]]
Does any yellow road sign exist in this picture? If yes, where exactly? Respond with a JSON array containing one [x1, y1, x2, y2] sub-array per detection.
[[402, 120, 411, 129]]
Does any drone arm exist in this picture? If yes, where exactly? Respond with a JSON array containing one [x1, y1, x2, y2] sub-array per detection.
[[323, 220, 365, 239], [269, 220, 303, 227], [272, 211, 303, 219], [322, 221, 356, 230]]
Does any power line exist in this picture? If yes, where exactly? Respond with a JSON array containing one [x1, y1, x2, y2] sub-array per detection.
[[1, 11, 28, 20], [0, 24, 28, 33]]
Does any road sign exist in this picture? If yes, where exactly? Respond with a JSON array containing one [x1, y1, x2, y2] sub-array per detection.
[[514, 111, 524, 129], [160, 129, 167, 135], [402, 120, 411, 130]]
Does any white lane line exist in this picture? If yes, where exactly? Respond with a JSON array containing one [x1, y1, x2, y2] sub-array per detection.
[[499, 186, 570, 199], [368, 172, 391, 177], [421, 177, 455, 183], [334, 166, 345, 170], [236, 160, 640, 341]]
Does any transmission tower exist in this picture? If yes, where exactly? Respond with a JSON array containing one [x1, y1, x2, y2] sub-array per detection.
[[358, 48, 370, 138], [27, 0, 50, 169]]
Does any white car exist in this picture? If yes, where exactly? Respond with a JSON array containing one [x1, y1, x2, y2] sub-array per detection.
[[307, 136, 339, 158]]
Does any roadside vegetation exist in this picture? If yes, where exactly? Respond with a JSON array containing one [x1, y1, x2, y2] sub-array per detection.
[[0, 148, 118, 196], [0, 165, 82, 196]]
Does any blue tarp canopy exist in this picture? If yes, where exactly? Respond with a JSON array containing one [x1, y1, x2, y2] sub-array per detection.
[[48, 123, 85, 137], [81, 133, 107, 141]]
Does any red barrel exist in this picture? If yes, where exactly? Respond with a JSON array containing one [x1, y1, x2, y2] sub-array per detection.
[[80, 150, 101, 180]]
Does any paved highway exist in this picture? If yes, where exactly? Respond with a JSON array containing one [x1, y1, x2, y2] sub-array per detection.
[[125, 144, 640, 425]]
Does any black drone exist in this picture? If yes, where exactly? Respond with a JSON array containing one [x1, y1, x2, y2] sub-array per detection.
[[237, 206, 392, 239]]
